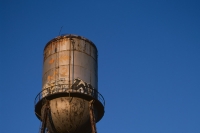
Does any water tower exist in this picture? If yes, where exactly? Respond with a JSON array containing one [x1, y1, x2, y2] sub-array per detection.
[[34, 34, 105, 133]]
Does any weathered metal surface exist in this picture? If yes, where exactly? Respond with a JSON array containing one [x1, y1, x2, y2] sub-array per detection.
[[35, 34, 104, 133], [35, 86, 105, 123], [42, 35, 98, 94], [41, 97, 94, 133], [36, 80, 104, 104]]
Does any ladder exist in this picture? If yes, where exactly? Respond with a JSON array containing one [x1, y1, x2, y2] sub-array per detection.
[[89, 100, 97, 133], [40, 101, 50, 133]]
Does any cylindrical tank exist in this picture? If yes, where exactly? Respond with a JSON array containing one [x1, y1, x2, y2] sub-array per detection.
[[34, 34, 104, 133], [43, 34, 98, 94]]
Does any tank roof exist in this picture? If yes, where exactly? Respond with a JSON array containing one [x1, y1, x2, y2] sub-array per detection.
[[44, 34, 97, 51]]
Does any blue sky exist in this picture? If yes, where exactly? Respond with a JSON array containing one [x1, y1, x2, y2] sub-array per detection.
[[1, 0, 200, 133]]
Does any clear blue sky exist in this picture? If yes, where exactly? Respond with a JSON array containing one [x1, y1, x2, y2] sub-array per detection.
[[1, 0, 200, 133]]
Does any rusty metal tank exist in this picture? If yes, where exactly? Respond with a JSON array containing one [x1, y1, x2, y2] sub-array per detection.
[[34, 34, 105, 133]]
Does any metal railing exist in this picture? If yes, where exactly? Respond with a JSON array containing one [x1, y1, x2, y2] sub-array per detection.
[[34, 84, 105, 107]]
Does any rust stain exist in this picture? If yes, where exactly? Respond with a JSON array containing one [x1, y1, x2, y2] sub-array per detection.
[[49, 58, 55, 64], [60, 68, 68, 77], [59, 55, 69, 63], [47, 75, 52, 81], [47, 70, 58, 81]]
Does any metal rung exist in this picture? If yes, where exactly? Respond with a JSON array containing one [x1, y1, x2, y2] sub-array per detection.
[[89, 100, 97, 133]]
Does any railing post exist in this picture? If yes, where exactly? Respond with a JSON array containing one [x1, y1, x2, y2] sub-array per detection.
[[35, 84, 105, 109]]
